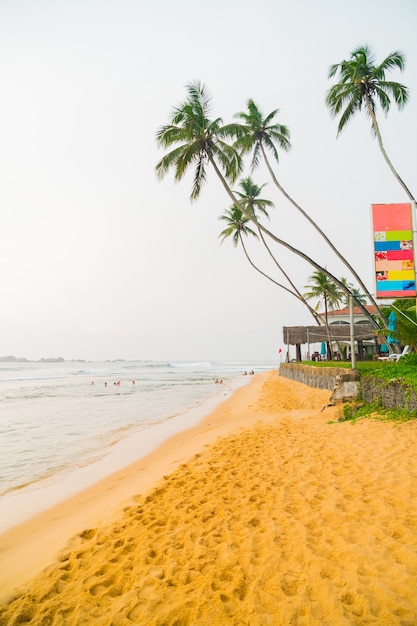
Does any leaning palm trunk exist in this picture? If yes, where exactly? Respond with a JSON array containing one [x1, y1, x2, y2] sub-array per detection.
[[209, 154, 382, 333], [238, 234, 322, 325], [365, 93, 416, 203], [324, 299, 333, 360], [318, 300, 345, 360], [256, 227, 323, 326], [259, 144, 388, 325]]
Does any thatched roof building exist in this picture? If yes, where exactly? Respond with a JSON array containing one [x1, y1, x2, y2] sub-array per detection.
[[282, 323, 375, 345]]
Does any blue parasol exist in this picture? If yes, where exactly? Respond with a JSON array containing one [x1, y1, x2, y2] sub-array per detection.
[[320, 341, 327, 355], [387, 311, 398, 344]]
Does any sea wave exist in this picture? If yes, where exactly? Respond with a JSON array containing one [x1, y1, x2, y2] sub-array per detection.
[[169, 361, 212, 369]]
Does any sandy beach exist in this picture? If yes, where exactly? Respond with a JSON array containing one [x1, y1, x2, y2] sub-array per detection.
[[1, 370, 417, 625]]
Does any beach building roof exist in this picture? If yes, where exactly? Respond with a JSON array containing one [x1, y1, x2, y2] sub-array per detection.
[[283, 305, 380, 347], [319, 304, 378, 318], [282, 322, 375, 346]]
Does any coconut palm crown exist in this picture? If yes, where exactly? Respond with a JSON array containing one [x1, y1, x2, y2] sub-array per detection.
[[218, 206, 258, 248], [233, 177, 273, 219], [155, 81, 243, 200], [304, 270, 344, 325], [304, 270, 346, 359], [326, 45, 408, 136], [233, 99, 291, 170]]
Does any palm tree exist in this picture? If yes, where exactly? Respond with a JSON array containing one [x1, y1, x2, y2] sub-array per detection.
[[326, 45, 415, 203], [304, 271, 345, 359], [233, 176, 273, 220], [339, 277, 368, 306], [218, 205, 258, 248], [156, 80, 243, 199], [218, 200, 322, 325], [233, 177, 323, 325], [218, 206, 321, 320], [233, 99, 386, 323], [234, 177, 292, 284], [155, 81, 376, 328]]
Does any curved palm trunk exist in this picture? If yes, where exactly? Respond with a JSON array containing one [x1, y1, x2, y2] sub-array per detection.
[[209, 154, 382, 333], [238, 234, 322, 324], [256, 227, 323, 326], [259, 144, 388, 325], [365, 93, 416, 203], [317, 300, 345, 361], [323, 297, 334, 360]]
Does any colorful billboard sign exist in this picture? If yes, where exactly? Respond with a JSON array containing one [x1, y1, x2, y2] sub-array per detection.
[[371, 203, 416, 298]]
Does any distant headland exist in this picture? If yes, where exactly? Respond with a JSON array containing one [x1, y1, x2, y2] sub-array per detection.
[[0, 356, 127, 363], [0, 355, 67, 363]]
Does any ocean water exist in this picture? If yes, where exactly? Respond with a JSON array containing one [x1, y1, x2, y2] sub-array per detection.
[[0, 359, 277, 531]]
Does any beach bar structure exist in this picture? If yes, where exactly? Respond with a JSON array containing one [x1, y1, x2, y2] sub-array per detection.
[[283, 322, 376, 362]]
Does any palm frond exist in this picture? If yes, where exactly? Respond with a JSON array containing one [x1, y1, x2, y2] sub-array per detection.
[[213, 140, 243, 183], [336, 92, 363, 134], [377, 50, 406, 73], [174, 142, 203, 181], [155, 144, 191, 179], [156, 124, 185, 147], [377, 81, 409, 109], [191, 156, 207, 200], [250, 142, 262, 171], [263, 135, 280, 162]]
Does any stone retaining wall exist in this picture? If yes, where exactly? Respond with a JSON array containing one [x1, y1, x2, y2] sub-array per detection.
[[279, 363, 360, 402], [280, 364, 417, 411], [360, 377, 417, 411]]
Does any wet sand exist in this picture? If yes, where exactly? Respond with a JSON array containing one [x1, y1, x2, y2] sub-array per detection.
[[1, 371, 417, 625]]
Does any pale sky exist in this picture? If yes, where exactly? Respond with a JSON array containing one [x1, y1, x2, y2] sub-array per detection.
[[0, 0, 416, 361]]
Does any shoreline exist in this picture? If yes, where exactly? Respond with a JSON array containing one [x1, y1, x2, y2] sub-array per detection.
[[0, 373, 248, 534], [2, 371, 417, 624], [0, 371, 273, 603]]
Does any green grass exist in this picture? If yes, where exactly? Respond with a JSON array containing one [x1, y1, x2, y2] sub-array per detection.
[[300, 360, 352, 368], [299, 355, 417, 389], [339, 400, 417, 424], [356, 353, 417, 392]]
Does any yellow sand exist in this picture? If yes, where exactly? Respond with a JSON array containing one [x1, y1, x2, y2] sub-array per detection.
[[1, 371, 417, 625]]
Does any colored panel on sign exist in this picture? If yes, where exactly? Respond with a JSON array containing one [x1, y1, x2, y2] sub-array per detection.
[[377, 289, 416, 297], [378, 261, 403, 271], [375, 261, 393, 271], [376, 280, 404, 291], [387, 250, 414, 261], [372, 204, 413, 230], [388, 270, 415, 281], [377, 278, 415, 292], [374, 241, 401, 251], [386, 230, 413, 241]]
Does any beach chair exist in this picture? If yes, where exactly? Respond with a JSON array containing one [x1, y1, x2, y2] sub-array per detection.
[[387, 345, 411, 362]]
